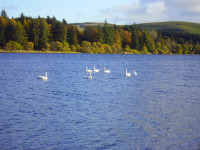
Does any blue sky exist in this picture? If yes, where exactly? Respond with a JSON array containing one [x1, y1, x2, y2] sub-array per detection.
[[1, 0, 200, 24]]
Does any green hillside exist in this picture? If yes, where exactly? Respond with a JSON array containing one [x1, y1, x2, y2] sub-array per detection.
[[137, 21, 200, 34], [71, 21, 200, 35]]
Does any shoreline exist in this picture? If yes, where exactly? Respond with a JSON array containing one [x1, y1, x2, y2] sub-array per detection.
[[0, 49, 133, 54], [0, 50, 198, 55], [0, 50, 80, 54]]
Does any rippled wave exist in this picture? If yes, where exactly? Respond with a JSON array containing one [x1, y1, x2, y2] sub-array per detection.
[[0, 54, 200, 149]]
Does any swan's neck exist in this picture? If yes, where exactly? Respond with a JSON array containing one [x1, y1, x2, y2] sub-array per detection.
[[46, 72, 48, 78], [89, 72, 92, 79]]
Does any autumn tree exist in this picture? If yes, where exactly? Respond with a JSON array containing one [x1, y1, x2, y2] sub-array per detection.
[[103, 44, 112, 54], [24, 42, 34, 50], [122, 30, 132, 48], [81, 41, 92, 53], [84, 26, 99, 43], [115, 29, 122, 49], [68, 25, 78, 45], [4, 41, 22, 50], [142, 31, 155, 53], [15, 21, 27, 46], [0, 17, 6, 47], [29, 19, 40, 49], [193, 42, 200, 54]]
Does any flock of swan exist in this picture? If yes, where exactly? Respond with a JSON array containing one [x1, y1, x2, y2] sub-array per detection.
[[37, 66, 137, 81], [84, 66, 137, 80]]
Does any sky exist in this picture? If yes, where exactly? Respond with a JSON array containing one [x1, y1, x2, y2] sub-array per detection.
[[1, 0, 200, 25]]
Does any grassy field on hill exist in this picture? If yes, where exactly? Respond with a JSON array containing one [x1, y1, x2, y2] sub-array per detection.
[[137, 21, 200, 34]]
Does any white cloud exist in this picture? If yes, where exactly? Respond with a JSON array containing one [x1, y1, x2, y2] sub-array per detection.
[[146, 1, 167, 22], [147, 1, 166, 14], [117, 0, 140, 14], [100, 0, 200, 24], [168, 0, 200, 12], [165, 0, 200, 22], [100, 0, 167, 24]]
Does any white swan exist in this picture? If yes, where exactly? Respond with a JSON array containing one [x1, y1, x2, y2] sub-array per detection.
[[134, 69, 137, 76], [104, 67, 110, 73], [86, 66, 93, 73], [83, 72, 92, 80], [126, 69, 131, 77], [93, 66, 99, 73], [38, 71, 48, 80]]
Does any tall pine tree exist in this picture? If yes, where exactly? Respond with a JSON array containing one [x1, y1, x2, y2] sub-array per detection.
[[103, 20, 115, 46], [39, 19, 49, 49]]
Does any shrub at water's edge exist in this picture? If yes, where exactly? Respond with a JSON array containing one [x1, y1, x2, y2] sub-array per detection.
[[3, 41, 23, 51]]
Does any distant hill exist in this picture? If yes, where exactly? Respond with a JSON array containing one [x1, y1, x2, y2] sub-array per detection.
[[71, 22, 105, 27], [137, 21, 200, 35], [70, 22, 103, 31], [71, 21, 200, 35], [70, 22, 113, 30]]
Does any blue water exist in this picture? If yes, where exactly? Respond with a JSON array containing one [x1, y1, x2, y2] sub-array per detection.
[[0, 53, 200, 150]]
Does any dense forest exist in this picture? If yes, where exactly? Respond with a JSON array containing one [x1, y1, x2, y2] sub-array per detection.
[[0, 10, 200, 54]]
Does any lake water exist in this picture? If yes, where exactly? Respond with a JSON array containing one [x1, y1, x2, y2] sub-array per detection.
[[0, 53, 200, 150]]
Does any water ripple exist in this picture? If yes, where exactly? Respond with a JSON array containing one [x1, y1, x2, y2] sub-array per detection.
[[0, 54, 200, 149]]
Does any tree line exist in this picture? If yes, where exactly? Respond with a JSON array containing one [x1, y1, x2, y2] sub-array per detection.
[[0, 10, 200, 54]]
